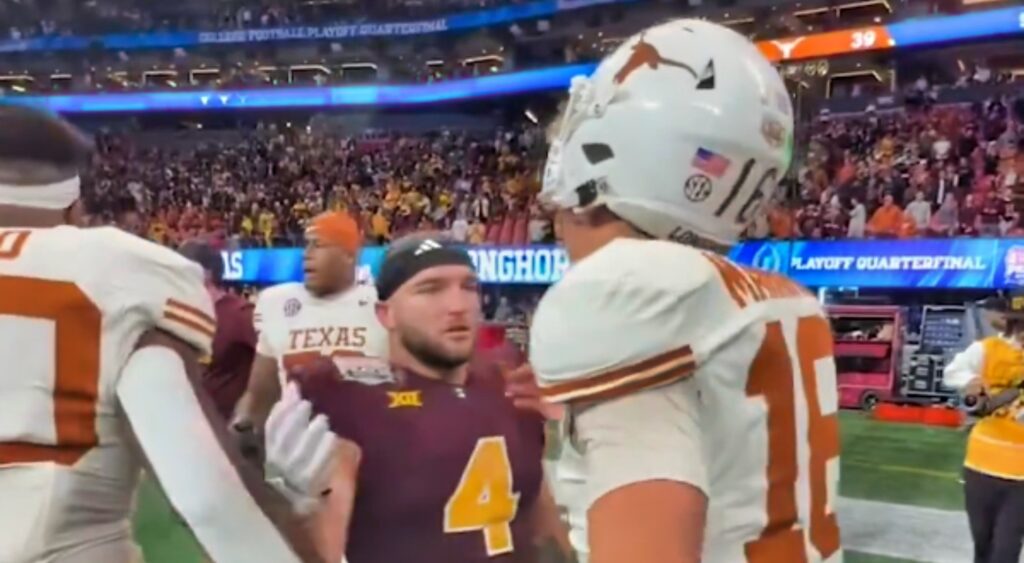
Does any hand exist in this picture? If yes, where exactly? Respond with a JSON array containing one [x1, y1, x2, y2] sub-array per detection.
[[501, 362, 565, 422], [264, 382, 340, 517], [963, 376, 984, 398]]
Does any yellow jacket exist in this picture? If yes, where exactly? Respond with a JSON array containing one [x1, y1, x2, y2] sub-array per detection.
[[964, 336, 1024, 480]]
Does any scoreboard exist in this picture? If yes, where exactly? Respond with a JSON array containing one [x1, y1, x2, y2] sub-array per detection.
[[756, 5, 1024, 63], [756, 26, 893, 62]]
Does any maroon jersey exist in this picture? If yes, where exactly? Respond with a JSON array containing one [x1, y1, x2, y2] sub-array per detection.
[[297, 367, 545, 563], [203, 292, 257, 420]]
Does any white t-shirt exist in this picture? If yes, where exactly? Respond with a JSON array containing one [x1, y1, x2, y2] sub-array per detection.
[[254, 282, 388, 384], [847, 203, 867, 238], [0, 226, 215, 563], [905, 200, 932, 230], [528, 218, 550, 242], [530, 239, 842, 563], [450, 218, 469, 242]]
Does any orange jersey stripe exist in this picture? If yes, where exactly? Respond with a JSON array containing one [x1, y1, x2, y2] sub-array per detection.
[[164, 310, 216, 339], [165, 298, 216, 328], [541, 345, 696, 403], [0, 442, 89, 466]]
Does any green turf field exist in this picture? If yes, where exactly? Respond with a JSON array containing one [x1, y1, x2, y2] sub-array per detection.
[[133, 411, 967, 563]]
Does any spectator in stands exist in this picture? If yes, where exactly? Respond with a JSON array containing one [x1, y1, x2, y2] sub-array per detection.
[[527, 203, 551, 243], [868, 193, 903, 238], [450, 213, 469, 243], [960, 193, 981, 237], [928, 193, 959, 236], [904, 190, 932, 233], [116, 208, 146, 238], [847, 197, 867, 238], [977, 192, 1003, 237]]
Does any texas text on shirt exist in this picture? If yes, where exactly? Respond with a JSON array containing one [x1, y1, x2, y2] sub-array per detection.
[[529, 238, 842, 563], [0, 226, 308, 563], [254, 281, 388, 384]]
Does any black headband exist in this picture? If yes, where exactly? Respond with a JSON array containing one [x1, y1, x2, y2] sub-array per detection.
[[376, 239, 476, 301]]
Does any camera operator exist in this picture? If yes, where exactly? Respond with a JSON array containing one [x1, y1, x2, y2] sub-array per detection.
[[943, 293, 1024, 563]]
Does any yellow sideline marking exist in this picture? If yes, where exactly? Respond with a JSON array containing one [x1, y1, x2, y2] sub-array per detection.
[[844, 458, 961, 481]]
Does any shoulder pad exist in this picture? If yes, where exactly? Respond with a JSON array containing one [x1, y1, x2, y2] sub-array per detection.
[[530, 240, 716, 403]]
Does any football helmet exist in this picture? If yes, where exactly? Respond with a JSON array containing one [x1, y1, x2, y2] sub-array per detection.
[[542, 19, 794, 246]]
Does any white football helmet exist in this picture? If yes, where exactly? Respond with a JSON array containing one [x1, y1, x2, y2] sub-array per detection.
[[542, 19, 794, 246]]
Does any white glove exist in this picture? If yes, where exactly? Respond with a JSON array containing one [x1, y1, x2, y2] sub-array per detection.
[[264, 382, 339, 517]]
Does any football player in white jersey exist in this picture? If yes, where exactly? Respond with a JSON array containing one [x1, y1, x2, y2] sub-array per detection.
[[234, 210, 387, 431], [0, 106, 337, 563], [520, 20, 842, 563]]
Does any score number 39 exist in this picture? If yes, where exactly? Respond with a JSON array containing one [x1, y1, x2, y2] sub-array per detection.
[[850, 29, 877, 50]]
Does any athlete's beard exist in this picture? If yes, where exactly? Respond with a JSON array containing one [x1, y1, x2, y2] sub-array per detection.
[[400, 327, 471, 378]]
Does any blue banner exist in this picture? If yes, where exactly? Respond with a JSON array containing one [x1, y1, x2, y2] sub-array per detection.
[[223, 245, 571, 285], [8, 63, 594, 114], [0, 0, 633, 53], [734, 238, 1024, 290], [224, 239, 1024, 289], [887, 6, 1024, 49]]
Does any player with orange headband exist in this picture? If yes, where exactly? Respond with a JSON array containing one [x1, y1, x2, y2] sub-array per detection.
[[234, 211, 388, 435]]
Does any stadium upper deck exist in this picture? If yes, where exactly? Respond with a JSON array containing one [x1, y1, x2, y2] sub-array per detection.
[[0, 0, 1004, 95]]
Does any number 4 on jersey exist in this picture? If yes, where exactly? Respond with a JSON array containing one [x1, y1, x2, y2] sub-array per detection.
[[444, 436, 521, 556], [745, 316, 841, 562]]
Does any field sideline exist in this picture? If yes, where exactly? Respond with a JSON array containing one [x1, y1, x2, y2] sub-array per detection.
[[133, 411, 969, 562]]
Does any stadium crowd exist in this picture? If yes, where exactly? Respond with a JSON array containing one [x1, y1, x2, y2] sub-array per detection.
[[86, 123, 554, 249], [84, 95, 1024, 248], [748, 96, 1024, 240]]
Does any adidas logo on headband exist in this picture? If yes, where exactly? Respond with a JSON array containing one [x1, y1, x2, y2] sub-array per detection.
[[377, 238, 475, 301], [414, 239, 442, 256]]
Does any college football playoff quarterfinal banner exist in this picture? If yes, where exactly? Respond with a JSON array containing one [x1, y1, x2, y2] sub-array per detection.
[[0, 0, 634, 53], [732, 238, 1024, 290], [224, 239, 1024, 289]]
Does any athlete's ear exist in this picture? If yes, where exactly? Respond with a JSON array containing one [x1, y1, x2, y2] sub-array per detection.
[[374, 301, 396, 331], [64, 199, 86, 227]]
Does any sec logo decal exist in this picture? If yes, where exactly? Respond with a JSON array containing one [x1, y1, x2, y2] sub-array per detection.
[[684, 174, 713, 202], [283, 298, 302, 318]]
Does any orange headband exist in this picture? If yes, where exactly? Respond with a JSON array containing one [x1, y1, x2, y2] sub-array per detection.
[[306, 212, 363, 255]]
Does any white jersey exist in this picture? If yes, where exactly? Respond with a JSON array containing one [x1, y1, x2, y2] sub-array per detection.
[[530, 239, 842, 563], [254, 281, 388, 384], [0, 226, 214, 563]]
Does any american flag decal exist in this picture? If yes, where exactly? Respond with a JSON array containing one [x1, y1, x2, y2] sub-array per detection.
[[692, 148, 731, 179]]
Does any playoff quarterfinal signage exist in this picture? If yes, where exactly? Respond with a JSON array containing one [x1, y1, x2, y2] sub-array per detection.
[[223, 238, 1024, 290]]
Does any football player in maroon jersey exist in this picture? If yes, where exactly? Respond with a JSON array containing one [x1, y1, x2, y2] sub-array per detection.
[[180, 240, 258, 422], [290, 233, 570, 563]]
